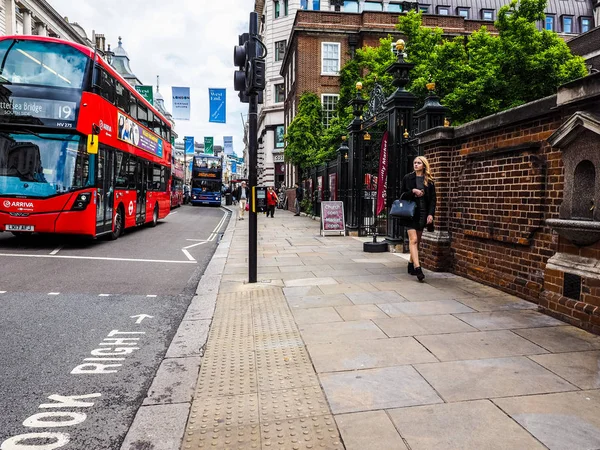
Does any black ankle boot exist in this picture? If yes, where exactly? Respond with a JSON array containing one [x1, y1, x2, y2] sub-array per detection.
[[415, 266, 425, 282], [408, 262, 416, 275]]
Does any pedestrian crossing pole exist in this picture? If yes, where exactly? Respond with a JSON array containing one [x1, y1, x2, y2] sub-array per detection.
[[234, 11, 266, 283]]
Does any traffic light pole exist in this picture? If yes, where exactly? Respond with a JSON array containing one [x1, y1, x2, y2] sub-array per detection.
[[248, 93, 258, 283]]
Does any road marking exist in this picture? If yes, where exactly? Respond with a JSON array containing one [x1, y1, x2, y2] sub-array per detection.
[[131, 314, 153, 324], [48, 292, 60, 296], [169, 211, 179, 215], [181, 241, 208, 261], [0, 253, 197, 264], [50, 246, 63, 255], [0, 291, 6, 294], [146, 295, 157, 298], [179, 209, 229, 260], [99, 294, 110, 297]]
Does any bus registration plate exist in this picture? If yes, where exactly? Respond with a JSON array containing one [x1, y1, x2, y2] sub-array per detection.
[[5, 225, 34, 232]]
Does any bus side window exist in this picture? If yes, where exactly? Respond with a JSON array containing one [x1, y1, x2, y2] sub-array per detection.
[[152, 164, 161, 191], [100, 69, 115, 104], [137, 102, 149, 128], [153, 115, 162, 136], [115, 152, 129, 188], [162, 166, 169, 191], [126, 156, 137, 190], [129, 95, 138, 121], [116, 83, 129, 113]]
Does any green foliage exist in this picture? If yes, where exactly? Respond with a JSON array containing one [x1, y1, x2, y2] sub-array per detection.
[[395, 1, 587, 123], [284, 92, 323, 170]]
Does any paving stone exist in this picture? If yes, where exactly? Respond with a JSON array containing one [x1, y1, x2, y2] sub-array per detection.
[[334, 304, 389, 320], [287, 294, 353, 309], [307, 337, 437, 372], [345, 290, 407, 305], [143, 357, 201, 406], [493, 390, 600, 450], [374, 315, 477, 337], [285, 277, 339, 287], [378, 300, 475, 316], [292, 307, 343, 324], [513, 326, 600, 353], [529, 351, 600, 389], [335, 410, 408, 450], [319, 366, 443, 414], [415, 330, 548, 361], [455, 295, 538, 312], [165, 319, 211, 358], [387, 400, 547, 450], [319, 282, 379, 295], [122, 403, 190, 450], [454, 310, 564, 330], [415, 356, 578, 402], [299, 320, 387, 344]]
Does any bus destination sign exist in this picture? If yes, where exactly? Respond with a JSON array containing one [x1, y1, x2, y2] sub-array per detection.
[[0, 97, 77, 123]]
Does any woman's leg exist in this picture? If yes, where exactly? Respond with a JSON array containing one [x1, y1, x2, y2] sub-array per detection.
[[408, 229, 420, 268]]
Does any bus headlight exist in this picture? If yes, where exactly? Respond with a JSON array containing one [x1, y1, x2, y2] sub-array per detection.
[[72, 192, 92, 211]]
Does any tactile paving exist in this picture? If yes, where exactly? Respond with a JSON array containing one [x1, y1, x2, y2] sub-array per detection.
[[183, 281, 344, 449]]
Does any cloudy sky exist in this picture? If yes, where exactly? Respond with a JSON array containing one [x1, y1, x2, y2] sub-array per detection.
[[49, 0, 255, 156]]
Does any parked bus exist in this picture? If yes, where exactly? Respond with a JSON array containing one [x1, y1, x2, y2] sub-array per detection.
[[170, 159, 184, 208], [0, 35, 173, 240], [191, 154, 222, 206]]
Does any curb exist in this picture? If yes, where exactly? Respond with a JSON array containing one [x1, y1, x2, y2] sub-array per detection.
[[120, 207, 236, 450]]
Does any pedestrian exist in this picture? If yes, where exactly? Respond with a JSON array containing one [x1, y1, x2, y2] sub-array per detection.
[[236, 181, 249, 220], [294, 182, 303, 216], [400, 156, 436, 282], [266, 186, 278, 218]]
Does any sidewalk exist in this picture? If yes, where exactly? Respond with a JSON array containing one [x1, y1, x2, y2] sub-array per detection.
[[126, 206, 600, 450]]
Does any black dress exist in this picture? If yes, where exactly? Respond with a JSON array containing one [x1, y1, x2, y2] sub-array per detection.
[[400, 172, 437, 231]]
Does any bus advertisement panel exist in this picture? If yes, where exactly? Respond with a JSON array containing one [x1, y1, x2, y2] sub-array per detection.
[[191, 154, 222, 206], [0, 35, 173, 240]]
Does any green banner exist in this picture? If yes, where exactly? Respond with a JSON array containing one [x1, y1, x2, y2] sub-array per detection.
[[135, 85, 154, 105], [204, 136, 214, 155]]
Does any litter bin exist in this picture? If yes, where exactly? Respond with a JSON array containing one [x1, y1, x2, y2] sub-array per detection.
[[225, 193, 232, 206]]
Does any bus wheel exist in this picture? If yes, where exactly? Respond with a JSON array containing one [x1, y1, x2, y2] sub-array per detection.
[[149, 206, 159, 227], [109, 206, 124, 240]]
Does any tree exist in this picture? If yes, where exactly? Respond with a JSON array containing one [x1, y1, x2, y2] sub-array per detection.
[[284, 92, 323, 170], [396, 0, 587, 123]]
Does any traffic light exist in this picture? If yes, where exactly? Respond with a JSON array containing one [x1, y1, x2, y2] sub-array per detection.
[[233, 12, 266, 103]]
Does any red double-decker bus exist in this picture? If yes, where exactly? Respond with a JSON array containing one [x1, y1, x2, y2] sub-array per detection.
[[0, 35, 173, 240], [170, 159, 184, 208]]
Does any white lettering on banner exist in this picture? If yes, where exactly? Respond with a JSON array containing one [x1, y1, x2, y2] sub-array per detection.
[[1, 432, 69, 450], [0, 394, 100, 450], [23, 412, 87, 428]]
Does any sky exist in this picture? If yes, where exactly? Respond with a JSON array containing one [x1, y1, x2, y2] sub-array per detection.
[[49, 0, 255, 156]]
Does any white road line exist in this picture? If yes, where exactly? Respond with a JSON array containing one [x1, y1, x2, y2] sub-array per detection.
[[0, 253, 197, 264], [179, 209, 228, 259], [50, 246, 62, 255], [146, 295, 157, 298], [182, 249, 194, 261], [186, 239, 207, 242], [99, 294, 110, 297], [48, 292, 60, 296], [169, 211, 179, 215], [0, 291, 6, 294]]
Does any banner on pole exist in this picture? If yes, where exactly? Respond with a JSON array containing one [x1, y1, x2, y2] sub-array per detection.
[[204, 137, 214, 155], [231, 162, 237, 174], [172, 86, 191, 120], [376, 131, 389, 215], [209, 88, 226, 123], [223, 136, 233, 155], [135, 85, 154, 105], [184, 136, 195, 155]]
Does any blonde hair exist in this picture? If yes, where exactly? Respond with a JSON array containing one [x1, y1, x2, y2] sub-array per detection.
[[414, 156, 434, 186]]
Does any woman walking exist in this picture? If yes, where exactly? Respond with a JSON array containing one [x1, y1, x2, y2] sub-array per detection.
[[266, 186, 278, 218], [400, 156, 436, 282]]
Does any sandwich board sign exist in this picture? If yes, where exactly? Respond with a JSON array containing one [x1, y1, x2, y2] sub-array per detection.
[[320, 201, 346, 236]]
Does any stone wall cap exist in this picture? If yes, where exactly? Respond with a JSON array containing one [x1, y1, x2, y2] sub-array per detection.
[[547, 111, 600, 148]]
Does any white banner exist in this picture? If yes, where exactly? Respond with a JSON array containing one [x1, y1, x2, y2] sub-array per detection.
[[172, 86, 190, 120]]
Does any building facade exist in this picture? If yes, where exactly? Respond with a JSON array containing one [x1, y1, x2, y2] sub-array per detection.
[[276, 1, 595, 186]]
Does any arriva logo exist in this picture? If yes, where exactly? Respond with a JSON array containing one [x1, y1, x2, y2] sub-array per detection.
[[3, 200, 34, 208]]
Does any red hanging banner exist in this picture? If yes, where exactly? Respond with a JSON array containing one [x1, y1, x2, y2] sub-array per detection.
[[376, 131, 389, 215]]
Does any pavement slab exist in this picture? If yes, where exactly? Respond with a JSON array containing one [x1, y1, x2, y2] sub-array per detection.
[[529, 351, 600, 389], [493, 390, 600, 450], [378, 299, 475, 316], [334, 304, 390, 320], [374, 314, 477, 337], [513, 326, 600, 353], [454, 310, 565, 330], [298, 320, 388, 344], [387, 400, 548, 450], [335, 410, 409, 450], [415, 356, 578, 402], [455, 294, 538, 312], [291, 306, 344, 324], [287, 293, 353, 308], [345, 290, 407, 305], [319, 365, 443, 414]]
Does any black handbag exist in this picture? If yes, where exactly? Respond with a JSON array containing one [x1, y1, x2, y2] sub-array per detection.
[[390, 194, 416, 221]]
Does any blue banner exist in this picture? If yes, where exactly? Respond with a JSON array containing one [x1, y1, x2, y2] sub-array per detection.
[[172, 86, 191, 120], [184, 136, 195, 155], [223, 136, 233, 155], [231, 162, 237, 174], [209, 88, 226, 124]]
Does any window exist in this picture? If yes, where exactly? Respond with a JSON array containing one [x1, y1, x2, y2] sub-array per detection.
[[275, 40, 286, 62], [388, 3, 402, 12], [363, 2, 383, 11], [137, 102, 148, 127], [274, 1, 280, 18], [313, 0, 320, 10], [344, 1, 359, 12], [321, 42, 340, 75], [545, 15, 555, 31], [419, 5, 429, 13], [322, 95, 338, 128], [482, 9, 493, 21], [563, 16, 573, 33], [100, 69, 115, 104], [274, 83, 285, 103], [581, 17, 592, 33], [300, 0, 308, 9], [438, 6, 450, 15], [115, 152, 129, 188], [115, 82, 129, 113], [457, 7, 469, 18], [284, 0, 288, 15]]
